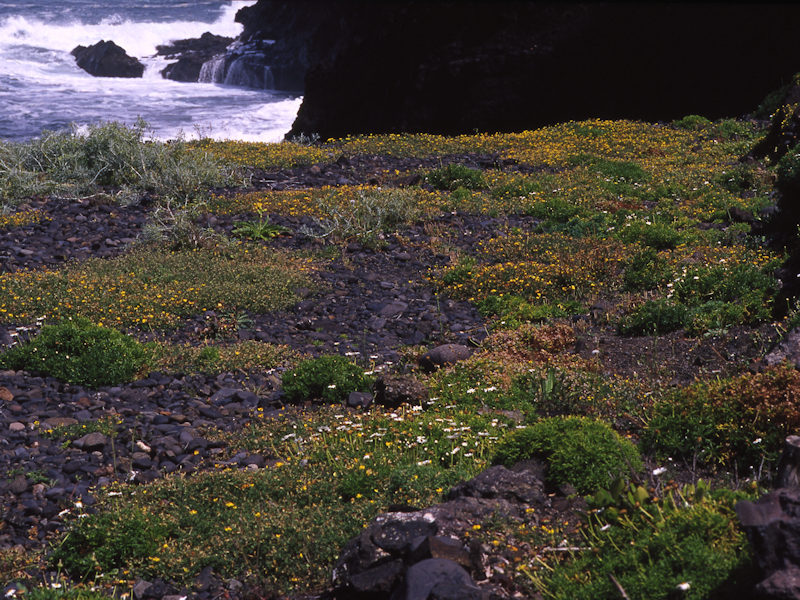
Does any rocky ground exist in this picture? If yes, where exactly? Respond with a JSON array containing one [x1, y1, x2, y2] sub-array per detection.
[[0, 154, 789, 599]]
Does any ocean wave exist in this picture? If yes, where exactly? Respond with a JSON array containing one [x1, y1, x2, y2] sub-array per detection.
[[0, 1, 254, 57], [0, 1, 300, 143]]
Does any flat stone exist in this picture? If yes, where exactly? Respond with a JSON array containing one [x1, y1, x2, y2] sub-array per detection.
[[379, 301, 409, 318], [73, 432, 108, 451], [418, 344, 473, 373], [8, 422, 25, 433]]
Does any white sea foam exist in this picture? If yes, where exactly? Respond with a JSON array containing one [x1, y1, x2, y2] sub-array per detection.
[[0, 1, 299, 142], [0, 2, 250, 58]]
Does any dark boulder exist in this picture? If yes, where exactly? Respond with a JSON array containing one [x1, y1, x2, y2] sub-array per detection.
[[736, 487, 800, 599], [399, 559, 485, 600], [157, 32, 233, 83], [764, 328, 800, 370], [331, 463, 563, 598], [418, 344, 472, 373], [71, 40, 144, 78], [373, 374, 428, 408], [235, 1, 331, 91]]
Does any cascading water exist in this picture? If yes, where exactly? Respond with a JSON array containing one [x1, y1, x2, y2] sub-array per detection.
[[223, 56, 274, 90], [198, 54, 226, 83]]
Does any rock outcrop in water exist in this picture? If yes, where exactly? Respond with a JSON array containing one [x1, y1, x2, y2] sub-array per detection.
[[232, 1, 800, 140], [71, 40, 144, 78], [196, 40, 279, 90], [157, 32, 234, 83]]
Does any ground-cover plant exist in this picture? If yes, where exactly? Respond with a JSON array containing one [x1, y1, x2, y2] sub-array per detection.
[[507, 368, 650, 430], [616, 216, 686, 249], [527, 483, 754, 600], [622, 248, 673, 291], [21, 588, 117, 600], [619, 245, 781, 335], [435, 232, 628, 305], [190, 138, 333, 169], [776, 142, 800, 196], [210, 186, 445, 227], [281, 355, 374, 403], [0, 206, 47, 229], [0, 121, 232, 205], [673, 114, 713, 131], [232, 202, 290, 241], [0, 317, 148, 386], [425, 163, 486, 191], [567, 154, 650, 184], [642, 363, 800, 477], [1, 115, 783, 597], [0, 244, 313, 328], [492, 416, 642, 494], [618, 299, 689, 336], [476, 295, 584, 326]]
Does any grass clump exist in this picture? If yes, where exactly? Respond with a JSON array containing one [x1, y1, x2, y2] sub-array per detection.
[[302, 187, 427, 246], [532, 484, 752, 600], [492, 416, 642, 494], [0, 317, 148, 387], [282, 355, 374, 404], [0, 120, 232, 205], [619, 299, 688, 335], [425, 163, 486, 191], [673, 114, 713, 130]]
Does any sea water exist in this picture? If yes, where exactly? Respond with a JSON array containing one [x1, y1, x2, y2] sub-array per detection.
[[0, 0, 301, 142]]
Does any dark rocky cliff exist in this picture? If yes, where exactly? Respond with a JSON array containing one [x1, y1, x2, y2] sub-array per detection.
[[235, 1, 800, 139]]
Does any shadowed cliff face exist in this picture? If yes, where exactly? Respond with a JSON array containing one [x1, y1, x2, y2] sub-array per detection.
[[236, 2, 800, 140]]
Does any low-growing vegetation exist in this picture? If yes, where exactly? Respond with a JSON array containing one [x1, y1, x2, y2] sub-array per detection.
[[493, 416, 643, 494], [0, 120, 234, 206], [0, 110, 795, 599], [0, 317, 148, 387]]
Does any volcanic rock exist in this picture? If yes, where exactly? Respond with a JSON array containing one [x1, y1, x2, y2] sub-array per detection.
[[71, 40, 144, 78], [157, 32, 234, 82], [418, 344, 472, 373], [765, 328, 800, 369], [332, 464, 562, 598], [737, 487, 800, 599]]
